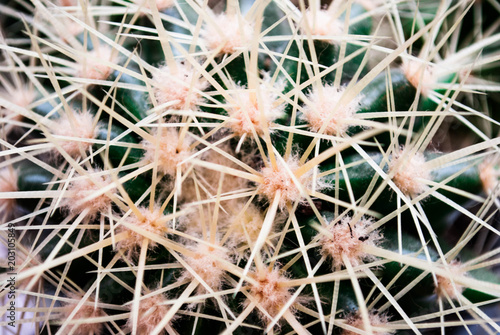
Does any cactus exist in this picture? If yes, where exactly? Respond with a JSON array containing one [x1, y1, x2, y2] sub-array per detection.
[[1, 0, 499, 334]]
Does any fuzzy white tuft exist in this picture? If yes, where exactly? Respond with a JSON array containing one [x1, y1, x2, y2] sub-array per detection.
[[52, 110, 97, 158], [125, 291, 175, 335], [152, 62, 208, 110], [435, 260, 466, 300], [0, 167, 18, 216], [56, 0, 78, 5], [61, 293, 105, 335], [132, 0, 174, 11], [225, 202, 268, 246], [227, 84, 284, 137], [181, 243, 229, 293], [302, 10, 343, 41], [301, 85, 361, 136], [402, 61, 435, 97], [141, 128, 192, 176], [0, 87, 35, 123], [203, 13, 253, 55], [115, 206, 170, 259], [479, 158, 499, 193], [248, 268, 295, 321], [259, 156, 326, 208], [62, 169, 115, 220], [320, 216, 382, 269], [342, 310, 393, 335], [389, 148, 430, 197], [78, 46, 116, 82]]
